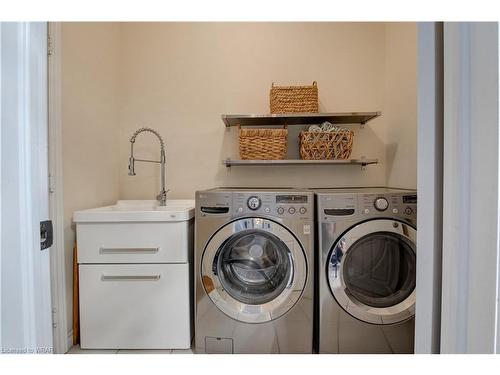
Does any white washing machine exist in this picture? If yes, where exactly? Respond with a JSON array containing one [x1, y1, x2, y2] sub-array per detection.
[[315, 187, 417, 353], [194, 188, 314, 353]]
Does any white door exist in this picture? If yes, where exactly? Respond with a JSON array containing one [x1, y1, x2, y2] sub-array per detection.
[[0, 22, 53, 353], [417, 22, 500, 354], [440, 22, 500, 354]]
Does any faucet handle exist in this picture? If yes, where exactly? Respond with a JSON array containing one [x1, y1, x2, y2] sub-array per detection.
[[128, 156, 136, 176], [157, 189, 169, 206]]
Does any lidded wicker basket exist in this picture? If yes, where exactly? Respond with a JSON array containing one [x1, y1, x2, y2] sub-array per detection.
[[299, 129, 354, 160], [270, 81, 318, 114], [239, 128, 288, 160]]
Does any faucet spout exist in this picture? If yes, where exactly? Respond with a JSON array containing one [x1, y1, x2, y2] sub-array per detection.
[[128, 127, 168, 206]]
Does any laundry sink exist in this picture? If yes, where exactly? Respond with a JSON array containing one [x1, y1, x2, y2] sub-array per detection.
[[73, 199, 195, 349], [73, 199, 195, 222]]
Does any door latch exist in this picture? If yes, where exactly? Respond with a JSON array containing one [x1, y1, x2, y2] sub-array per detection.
[[40, 220, 53, 250]]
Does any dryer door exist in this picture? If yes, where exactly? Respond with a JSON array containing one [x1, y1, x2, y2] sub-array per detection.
[[201, 217, 307, 324], [328, 219, 416, 324]]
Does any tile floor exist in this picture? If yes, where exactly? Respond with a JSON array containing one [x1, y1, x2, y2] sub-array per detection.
[[67, 345, 194, 354]]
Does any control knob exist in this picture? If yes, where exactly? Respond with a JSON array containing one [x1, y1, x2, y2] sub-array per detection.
[[277, 207, 285, 215], [374, 197, 389, 211], [247, 196, 261, 210]]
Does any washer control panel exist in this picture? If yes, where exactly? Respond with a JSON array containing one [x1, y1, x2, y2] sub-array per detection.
[[319, 191, 417, 222], [198, 190, 313, 220], [234, 192, 312, 219]]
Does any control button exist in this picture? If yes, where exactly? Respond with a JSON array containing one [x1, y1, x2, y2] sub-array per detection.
[[277, 207, 285, 215], [364, 208, 370, 214], [374, 197, 389, 211], [237, 207, 243, 213], [404, 207, 413, 215], [247, 196, 261, 210], [392, 208, 399, 214], [288, 207, 296, 215], [299, 207, 307, 214], [264, 207, 270, 213]]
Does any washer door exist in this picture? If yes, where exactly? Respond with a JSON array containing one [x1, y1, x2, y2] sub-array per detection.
[[201, 218, 307, 323], [328, 219, 416, 324]]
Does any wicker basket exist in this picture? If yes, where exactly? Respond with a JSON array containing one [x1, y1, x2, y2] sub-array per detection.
[[270, 82, 319, 114], [239, 128, 288, 160], [299, 130, 354, 160]]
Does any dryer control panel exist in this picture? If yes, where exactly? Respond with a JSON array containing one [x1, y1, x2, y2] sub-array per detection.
[[318, 191, 417, 223]]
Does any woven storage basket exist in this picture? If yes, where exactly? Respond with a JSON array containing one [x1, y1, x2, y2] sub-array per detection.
[[270, 82, 319, 113], [239, 128, 288, 160], [299, 130, 354, 160]]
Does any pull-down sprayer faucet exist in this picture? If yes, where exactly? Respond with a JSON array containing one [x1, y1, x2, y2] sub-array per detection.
[[128, 127, 168, 206]]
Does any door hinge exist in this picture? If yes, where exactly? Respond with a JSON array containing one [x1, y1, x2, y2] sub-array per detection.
[[52, 308, 58, 329], [47, 34, 53, 56], [49, 173, 55, 194]]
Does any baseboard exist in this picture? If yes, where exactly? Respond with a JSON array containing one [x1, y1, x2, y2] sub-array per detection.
[[66, 330, 74, 353]]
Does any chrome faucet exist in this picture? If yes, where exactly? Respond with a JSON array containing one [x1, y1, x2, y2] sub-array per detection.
[[128, 127, 168, 206]]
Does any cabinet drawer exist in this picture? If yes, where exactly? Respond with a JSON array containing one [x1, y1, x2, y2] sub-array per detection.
[[76, 221, 193, 264], [79, 264, 191, 349]]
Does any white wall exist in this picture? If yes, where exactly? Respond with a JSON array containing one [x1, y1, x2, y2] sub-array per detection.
[[117, 23, 389, 199], [61, 22, 121, 340], [384, 23, 418, 189]]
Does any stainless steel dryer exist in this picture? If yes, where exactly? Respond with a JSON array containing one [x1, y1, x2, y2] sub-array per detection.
[[195, 188, 314, 353], [316, 188, 417, 354]]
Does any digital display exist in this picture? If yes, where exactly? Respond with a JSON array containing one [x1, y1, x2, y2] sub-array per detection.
[[403, 195, 417, 204], [276, 195, 308, 204]]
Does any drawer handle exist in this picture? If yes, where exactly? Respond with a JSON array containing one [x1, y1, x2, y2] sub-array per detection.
[[101, 275, 161, 281], [99, 247, 159, 254]]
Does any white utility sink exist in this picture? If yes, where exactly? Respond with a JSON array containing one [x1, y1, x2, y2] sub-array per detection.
[[73, 199, 195, 222], [73, 199, 195, 349]]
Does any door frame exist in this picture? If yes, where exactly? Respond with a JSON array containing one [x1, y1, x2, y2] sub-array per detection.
[[440, 22, 500, 354], [0, 21, 53, 353], [47, 21, 69, 354], [415, 21, 444, 354], [416, 21, 500, 355], [0, 21, 3, 351]]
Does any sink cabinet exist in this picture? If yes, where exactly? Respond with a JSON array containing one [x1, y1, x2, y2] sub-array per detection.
[[79, 263, 190, 349], [76, 221, 191, 264], [74, 200, 194, 350]]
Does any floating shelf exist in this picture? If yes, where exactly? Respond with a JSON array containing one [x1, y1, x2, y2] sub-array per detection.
[[222, 111, 381, 127], [223, 158, 378, 168]]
